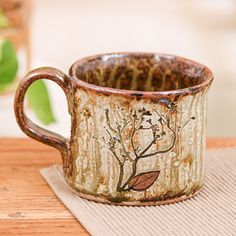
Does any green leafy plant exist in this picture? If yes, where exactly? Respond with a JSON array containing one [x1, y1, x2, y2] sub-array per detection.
[[27, 80, 55, 124], [0, 10, 55, 124], [0, 39, 18, 92]]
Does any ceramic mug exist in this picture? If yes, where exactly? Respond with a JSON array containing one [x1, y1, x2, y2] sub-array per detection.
[[14, 52, 213, 206]]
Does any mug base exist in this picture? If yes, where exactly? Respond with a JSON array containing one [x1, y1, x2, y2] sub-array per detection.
[[69, 186, 202, 206]]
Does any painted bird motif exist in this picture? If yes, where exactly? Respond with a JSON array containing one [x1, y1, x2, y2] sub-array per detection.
[[157, 98, 178, 112]]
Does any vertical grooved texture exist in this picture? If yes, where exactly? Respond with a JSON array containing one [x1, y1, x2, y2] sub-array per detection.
[[66, 86, 210, 204]]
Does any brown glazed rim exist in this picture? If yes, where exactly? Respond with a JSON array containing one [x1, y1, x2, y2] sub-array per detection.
[[69, 52, 214, 98]]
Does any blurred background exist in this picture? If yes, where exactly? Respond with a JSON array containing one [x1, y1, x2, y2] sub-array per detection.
[[0, 0, 236, 137]]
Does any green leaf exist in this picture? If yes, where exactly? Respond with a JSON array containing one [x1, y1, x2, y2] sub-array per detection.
[[0, 39, 18, 92], [0, 10, 10, 28], [27, 80, 56, 125]]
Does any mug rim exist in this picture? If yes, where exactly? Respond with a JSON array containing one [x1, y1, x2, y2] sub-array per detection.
[[69, 52, 213, 98]]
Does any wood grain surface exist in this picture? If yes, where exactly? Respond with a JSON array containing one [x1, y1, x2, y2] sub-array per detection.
[[0, 138, 235, 235]]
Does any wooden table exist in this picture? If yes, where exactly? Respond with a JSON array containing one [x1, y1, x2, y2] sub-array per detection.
[[0, 138, 236, 235]]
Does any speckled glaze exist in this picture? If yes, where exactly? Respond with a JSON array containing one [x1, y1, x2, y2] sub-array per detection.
[[14, 52, 213, 206]]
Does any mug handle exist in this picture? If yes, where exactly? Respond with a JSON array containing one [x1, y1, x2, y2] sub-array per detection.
[[14, 67, 71, 161]]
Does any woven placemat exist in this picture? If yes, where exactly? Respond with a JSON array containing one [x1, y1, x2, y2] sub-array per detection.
[[40, 148, 236, 236]]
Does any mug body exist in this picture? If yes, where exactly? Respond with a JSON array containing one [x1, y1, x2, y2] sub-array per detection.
[[65, 53, 213, 205]]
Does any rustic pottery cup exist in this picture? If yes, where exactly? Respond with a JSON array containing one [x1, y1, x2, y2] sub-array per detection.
[[14, 52, 213, 206]]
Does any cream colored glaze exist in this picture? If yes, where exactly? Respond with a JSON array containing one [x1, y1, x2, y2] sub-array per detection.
[[65, 86, 210, 204]]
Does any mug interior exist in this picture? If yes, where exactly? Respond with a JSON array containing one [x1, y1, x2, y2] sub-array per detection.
[[74, 53, 211, 92]]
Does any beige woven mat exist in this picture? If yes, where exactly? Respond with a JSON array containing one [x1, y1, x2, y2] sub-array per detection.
[[40, 148, 236, 236]]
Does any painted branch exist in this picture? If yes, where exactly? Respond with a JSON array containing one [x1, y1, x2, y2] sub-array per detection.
[[140, 126, 176, 159]]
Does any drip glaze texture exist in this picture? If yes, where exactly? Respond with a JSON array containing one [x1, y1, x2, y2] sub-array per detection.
[[14, 52, 213, 206]]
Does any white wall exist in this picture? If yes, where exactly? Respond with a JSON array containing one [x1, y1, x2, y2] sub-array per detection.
[[1, 0, 236, 137]]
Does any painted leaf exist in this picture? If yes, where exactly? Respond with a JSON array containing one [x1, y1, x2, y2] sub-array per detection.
[[128, 170, 160, 191], [27, 80, 56, 125], [0, 39, 18, 92]]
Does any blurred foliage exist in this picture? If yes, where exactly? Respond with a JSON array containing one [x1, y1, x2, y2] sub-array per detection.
[[28, 80, 55, 125], [0, 9, 55, 125], [0, 39, 18, 92], [0, 9, 9, 28]]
